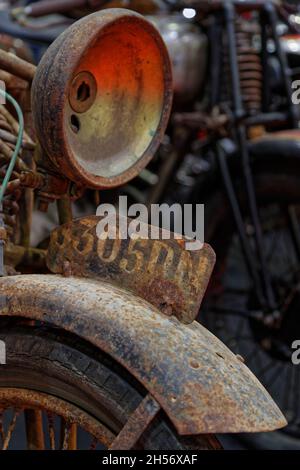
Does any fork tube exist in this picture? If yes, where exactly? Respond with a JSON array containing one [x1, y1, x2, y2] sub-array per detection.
[[217, 144, 266, 307]]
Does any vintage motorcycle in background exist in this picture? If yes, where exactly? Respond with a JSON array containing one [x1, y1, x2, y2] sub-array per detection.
[[154, 0, 300, 451], [0, 6, 288, 450]]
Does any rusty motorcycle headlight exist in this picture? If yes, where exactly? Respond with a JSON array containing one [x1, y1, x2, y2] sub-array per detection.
[[32, 8, 173, 189]]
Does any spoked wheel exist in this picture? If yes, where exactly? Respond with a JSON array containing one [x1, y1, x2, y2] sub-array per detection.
[[0, 320, 220, 450], [203, 171, 300, 449], [0, 389, 113, 450]]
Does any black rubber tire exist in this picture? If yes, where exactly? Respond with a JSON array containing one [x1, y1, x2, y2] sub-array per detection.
[[0, 321, 220, 450], [202, 170, 300, 450]]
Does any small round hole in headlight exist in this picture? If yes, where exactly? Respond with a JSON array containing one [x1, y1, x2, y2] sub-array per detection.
[[70, 114, 80, 134]]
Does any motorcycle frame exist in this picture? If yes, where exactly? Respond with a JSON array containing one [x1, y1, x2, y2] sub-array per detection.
[[205, 0, 300, 313]]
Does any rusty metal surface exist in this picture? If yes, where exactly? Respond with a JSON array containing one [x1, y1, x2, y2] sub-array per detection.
[[46, 215, 215, 324], [0, 274, 287, 435], [0, 36, 36, 249], [109, 394, 160, 450], [32, 9, 173, 189], [24, 410, 45, 450], [0, 104, 34, 246], [0, 49, 36, 83], [0, 388, 114, 448], [69, 71, 97, 114], [4, 243, 46, 270]]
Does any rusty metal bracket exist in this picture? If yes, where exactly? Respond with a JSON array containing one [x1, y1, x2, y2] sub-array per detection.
[[0, 274, 287, 435], [109, 394, 160, 450]]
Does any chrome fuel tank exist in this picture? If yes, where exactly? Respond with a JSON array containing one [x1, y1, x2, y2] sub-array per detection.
[[150, 15, 208, 103]]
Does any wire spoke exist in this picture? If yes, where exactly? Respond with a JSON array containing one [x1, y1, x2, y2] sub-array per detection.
[[61, 420, 72, 450], [25, 409, 45, 450], [60, 420, 77, 450], [0, 411, 5, 445], [46, 412, 56, 450], [68, 423, 77, 450], [89, 436, 99, 450], [2, 409, 20, 450], [0, 390, 114, 449]]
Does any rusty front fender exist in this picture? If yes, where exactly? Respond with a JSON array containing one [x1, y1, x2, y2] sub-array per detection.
[[0, 274, 286, 435]]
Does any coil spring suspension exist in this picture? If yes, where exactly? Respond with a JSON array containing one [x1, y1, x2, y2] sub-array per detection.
[[222, 18, 263, 115], [0, 105, 32, 242]]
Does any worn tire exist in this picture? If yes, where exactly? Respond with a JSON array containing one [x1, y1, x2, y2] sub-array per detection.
[[0, 321, 220, 450], [203, 170, 300, 450]]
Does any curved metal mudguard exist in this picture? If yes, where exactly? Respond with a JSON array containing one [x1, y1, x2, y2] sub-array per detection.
[[0, 274, 286, 435]]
